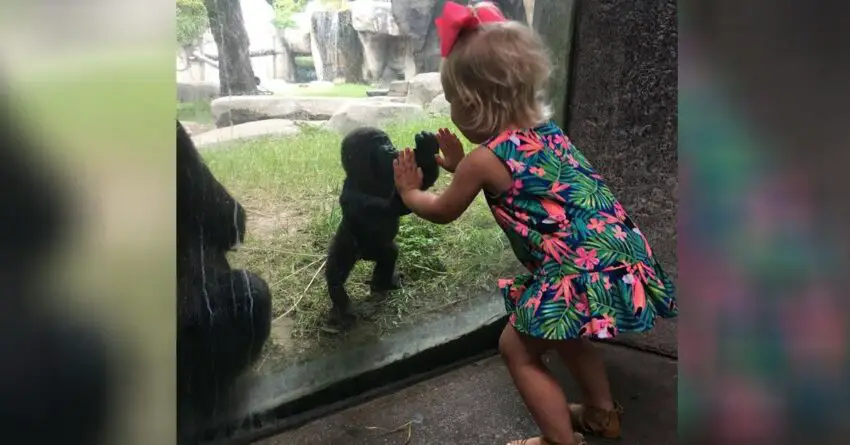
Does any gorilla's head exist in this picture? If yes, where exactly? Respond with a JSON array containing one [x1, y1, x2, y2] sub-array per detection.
[[340, 126, 395, 180]]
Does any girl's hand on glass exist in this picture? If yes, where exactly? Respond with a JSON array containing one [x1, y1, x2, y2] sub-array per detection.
[[435, 128, 465, 173], [393, 148, 423, 194]]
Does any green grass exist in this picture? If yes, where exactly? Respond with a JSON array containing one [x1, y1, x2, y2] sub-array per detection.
[[177, 100, 213, 124], [201, 116, 517, 360]]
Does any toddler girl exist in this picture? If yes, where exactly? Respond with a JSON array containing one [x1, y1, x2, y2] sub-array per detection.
[[393, 2, 677, 445]]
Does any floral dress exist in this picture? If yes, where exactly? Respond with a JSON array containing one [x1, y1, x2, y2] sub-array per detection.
[[484, 120, 677, 340]]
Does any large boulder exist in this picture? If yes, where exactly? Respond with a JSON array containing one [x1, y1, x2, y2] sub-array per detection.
[[338, 10, 365, 83], [180, 121, 215, 136], [390, 0, 443, 72], [427, 93, 451, 115], [177, 81, 219, 103], [391, 0, 438, 42], [211, 96, 360, 127], [327, 102, 426, 134], [366, 96, 407, 103], [406, 72, 443, 106], [351, 0, 412, 83], [358, 32, 410, 84], [192, 119, 301, 148], [351, 0, 402, 35], [388, 80, 409, 97], [311, 10, 340, 81]]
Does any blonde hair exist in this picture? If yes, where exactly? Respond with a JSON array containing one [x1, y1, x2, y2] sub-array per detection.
[[440, 8, 552, 137]]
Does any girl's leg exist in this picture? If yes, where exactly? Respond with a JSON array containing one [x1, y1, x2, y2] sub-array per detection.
[[499, 324, 580, 445], [552, 338, 615, 411], [553, 339, 621, 438]]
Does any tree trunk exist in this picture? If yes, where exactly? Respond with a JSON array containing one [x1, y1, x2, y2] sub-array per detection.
[[204, 0, 258, 96]]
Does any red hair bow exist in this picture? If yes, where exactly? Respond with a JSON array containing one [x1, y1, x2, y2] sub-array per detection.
[[435, 1, 507, 57]]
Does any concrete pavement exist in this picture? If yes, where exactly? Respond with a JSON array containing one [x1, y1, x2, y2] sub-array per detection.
[[254, 342, 677, 445]]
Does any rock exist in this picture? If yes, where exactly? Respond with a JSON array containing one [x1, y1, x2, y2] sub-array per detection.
[[358, 32, 409, 83], [427, 93, 450, 115], [273, 36, 297, 82], [181, 121, 198, 135], [293, 120, 328, 129], [180, 121, 216, 136], [366, 89, 390, 97], [338, 10, 365, 83], [365, 96, 407, 103], [310, 9, 363, 83], [406, 72, 443, 106], [388, 80, 409, 96], [524, 0, 536, 24], [327, 102, 426, 134], [413, 24, 443, 73], [211, 96, 360, 127], [391, 0, 438, 42], [350, 0, 402, 36], [177, 81, 219, 103], [192, 119, 301, 148], [282, 13, 312, 54], [311, 10, 341, 81], [390, 0, 442, 72]]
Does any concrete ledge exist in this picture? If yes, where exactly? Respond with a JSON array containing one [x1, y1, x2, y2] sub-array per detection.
[[197, 293, 507, 443], [195, 292, 677, 443]]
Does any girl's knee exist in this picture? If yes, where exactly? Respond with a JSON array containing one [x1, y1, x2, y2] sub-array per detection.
[[498, 326, 519, 359], [499, 325, 536, 365]]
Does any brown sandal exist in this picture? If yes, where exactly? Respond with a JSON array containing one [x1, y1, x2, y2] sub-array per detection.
[[568, 402, 623, 439], [507, 432, 586, 445]]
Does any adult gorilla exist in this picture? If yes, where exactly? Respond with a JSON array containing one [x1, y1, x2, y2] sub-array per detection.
[[176, 120, 272, 442]]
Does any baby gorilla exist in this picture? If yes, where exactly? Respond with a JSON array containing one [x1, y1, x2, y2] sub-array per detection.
[[325, 127, 440, 328]]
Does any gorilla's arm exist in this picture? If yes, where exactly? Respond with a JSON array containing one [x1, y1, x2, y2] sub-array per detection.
[[340, 179, 411, 216], [389, 192, 414, 216], [177, 121, 246, 251]]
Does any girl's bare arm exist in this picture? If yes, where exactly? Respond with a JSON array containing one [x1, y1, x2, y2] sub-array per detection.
[[399, 147, 510, 224]]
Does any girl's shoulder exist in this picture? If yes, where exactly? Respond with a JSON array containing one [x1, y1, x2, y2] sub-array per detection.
[[484, 120, 564, 147], [484, 120, 568, 160]]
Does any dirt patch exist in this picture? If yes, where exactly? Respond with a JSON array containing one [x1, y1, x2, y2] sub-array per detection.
[[247, 206, 310, 239], [270, 316, 297, 350]]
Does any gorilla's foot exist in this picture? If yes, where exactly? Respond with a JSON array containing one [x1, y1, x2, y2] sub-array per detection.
[[324, 308, 357, 333], [367, 273, 403, 293]]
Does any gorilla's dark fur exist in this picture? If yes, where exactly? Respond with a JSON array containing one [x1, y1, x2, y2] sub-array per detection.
[[176, 120, 272, 441], [325, 127, 440, 327], [0, 95, 111, 445]]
